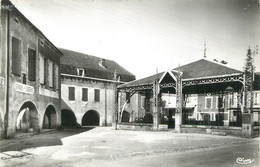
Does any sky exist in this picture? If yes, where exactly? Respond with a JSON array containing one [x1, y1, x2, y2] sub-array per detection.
[[10, 0, 260, 79]]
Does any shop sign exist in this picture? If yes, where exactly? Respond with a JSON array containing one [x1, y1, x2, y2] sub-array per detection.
[[14, 82, 34, 94]]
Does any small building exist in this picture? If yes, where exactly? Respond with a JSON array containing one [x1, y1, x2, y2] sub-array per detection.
[[116, 55, 260, 137], [60, 48, 135, 127], [0, 0, 63, 138]]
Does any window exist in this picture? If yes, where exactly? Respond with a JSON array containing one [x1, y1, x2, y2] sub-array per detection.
[[210, 112, 216, 121], [94, 89, 100, 102], [205, 97, 213, 109], [77, 67, 84, 76], [216, 96, 225, 109], [48, 60, 54, 87], [54, 64, 59, 90], [82, 88, 88, 101], [39, 55, 45, 84], [126, 92, 131, 103], [12, 37, 21, 75], [186, 96, 191, 103], [28, 48, 36, 81], [68, 87, 75, 101], [196, 113, 202, 121]]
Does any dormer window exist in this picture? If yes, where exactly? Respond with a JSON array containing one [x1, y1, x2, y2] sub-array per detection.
[[114, 71, 121, 81], [77, 67, 85, 77], [99, 59, 106, 68], [117, 75, 121, 81]]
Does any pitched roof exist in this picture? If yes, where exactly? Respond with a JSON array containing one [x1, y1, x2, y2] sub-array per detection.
[[3, 0, 63, 56], [118, 59, 242, 89], [173, 59, 242, 79], [60, 48, 135, 82]]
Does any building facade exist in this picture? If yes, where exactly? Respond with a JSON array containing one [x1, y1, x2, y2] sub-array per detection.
[[60, 49, 135, 127], [0, 0, 63, 138], [117, 57, 260, 137]]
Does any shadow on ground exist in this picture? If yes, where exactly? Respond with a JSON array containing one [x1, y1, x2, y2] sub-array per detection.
[[0, 127, 94, 152]]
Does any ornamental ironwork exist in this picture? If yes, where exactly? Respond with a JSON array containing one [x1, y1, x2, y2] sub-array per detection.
[[243, 47, 256, 113], [119, 85, 153, 92], [160, 82, 176, 88], [182, 74, 244, 87], [176, 70, 182, 113]]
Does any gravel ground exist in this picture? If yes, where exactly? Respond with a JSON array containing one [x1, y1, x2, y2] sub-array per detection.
[[0, 127, 258, 167]]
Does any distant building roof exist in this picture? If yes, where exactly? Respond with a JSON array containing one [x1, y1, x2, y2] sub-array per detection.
[[173, 59, 242, 79], [60, 48, 135, 82], [118, 59, 243, 89]]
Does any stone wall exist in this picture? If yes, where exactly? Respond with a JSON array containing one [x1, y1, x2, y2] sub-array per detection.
[[0, 1, 61, 138], [61, 76, 117, 126]]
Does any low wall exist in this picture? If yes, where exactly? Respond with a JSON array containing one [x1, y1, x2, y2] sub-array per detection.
[[117, 123, 153, 131], [181, 125, 243, 137]]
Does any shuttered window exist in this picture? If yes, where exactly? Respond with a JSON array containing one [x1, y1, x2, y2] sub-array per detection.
[[28, 48, 36, 81], [94, 89, 100, 102], [39, 55, 45, 84], [82, 88, 88, 101], [68, 87, 75, 101], [205, 97, 213, 109], [48, 60, 53, 87], [12, 37, 21, 75], [216, 96, 225, 109]]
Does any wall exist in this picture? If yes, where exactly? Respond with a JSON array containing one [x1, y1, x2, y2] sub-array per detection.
[[0, 0, 7, 137], [61, 76, 117, 126], [0, 1, 61, 138]]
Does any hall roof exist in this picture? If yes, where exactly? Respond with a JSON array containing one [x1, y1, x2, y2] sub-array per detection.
[[118, 59, 243, 89], [60, 48, 135, 82]]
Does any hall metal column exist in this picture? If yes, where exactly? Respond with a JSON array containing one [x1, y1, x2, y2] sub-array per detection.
[[175, 70, 182, 132]]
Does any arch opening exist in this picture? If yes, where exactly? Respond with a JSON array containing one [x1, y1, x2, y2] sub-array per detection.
[[82, 110, 100, 126], [16, 101, 39, 132], [122, 111, 130, 123], [61, 109, 77, 126], [43, 105, 57, 129], [143, 113, 153, 123]]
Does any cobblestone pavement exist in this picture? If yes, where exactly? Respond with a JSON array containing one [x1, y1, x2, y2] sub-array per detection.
[[0, 127, 259, 167]]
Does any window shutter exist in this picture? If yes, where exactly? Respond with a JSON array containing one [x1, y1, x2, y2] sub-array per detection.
[[12, 37, 21, 75], [28, 48, 36, 81], [44, 58, 48, 85], [39, 55, 45, 84], [82, 88, 88, 101], [141, 96, 146, 109], [69, 87, 75, 101], [94, 89, 100, 102], [54, 64, 59, 90], [48, 60, 53, 87]]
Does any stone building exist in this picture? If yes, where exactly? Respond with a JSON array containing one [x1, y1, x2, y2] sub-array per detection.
[[117, 55, 260, 137], [60, 49, 135, 127], [0, 0, 63, 138]]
